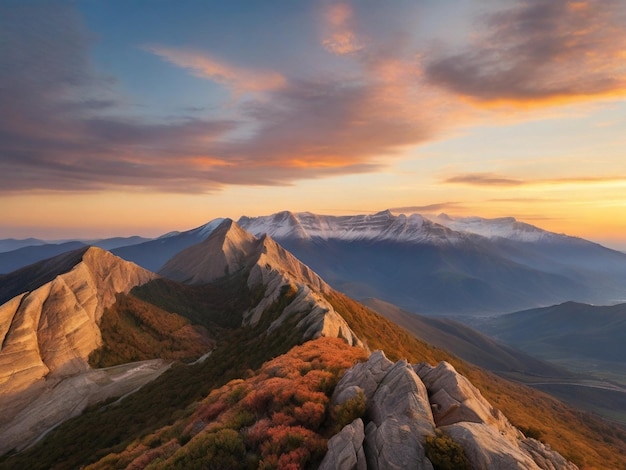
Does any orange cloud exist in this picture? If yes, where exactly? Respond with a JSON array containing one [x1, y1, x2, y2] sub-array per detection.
[[322, 3, 362, 55], [445, 173, 525, 187], [145, 46, 286, 93], [424, 0, 626, 108], [444, 173, 626, 188]]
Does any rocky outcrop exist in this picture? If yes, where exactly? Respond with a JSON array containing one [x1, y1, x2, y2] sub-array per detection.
[[0, 247, 157, 454], [323, 352, 578, 470], [0, 247, 156, 397], [331, 352, 435, 470], [319, 418, 366, 470]]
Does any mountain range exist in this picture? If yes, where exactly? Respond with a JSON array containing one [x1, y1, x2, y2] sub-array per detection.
[[1, 214, 626, 468], [237, 210, 626, 314], [6, 210, 626, 316]]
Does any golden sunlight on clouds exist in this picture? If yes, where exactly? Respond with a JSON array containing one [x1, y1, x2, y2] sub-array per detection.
[[424, 0, 626, 108], [322, 3, 362, 55], [145, 46, 286, 93], [443, 173, 626, 189]]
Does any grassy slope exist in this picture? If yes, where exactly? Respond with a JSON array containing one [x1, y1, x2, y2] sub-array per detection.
[[89, 293, 214, 368], [327, 290, 626, 470]]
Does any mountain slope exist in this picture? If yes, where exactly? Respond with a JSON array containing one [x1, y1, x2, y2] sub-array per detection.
[[0, 238, 46, 253], [0, 247, 160, 454], [159, 219, 361, 347], [0, 241, 87, 275], [237, 210, 626, 314], [111, 219, 225, 272], [481, 301, 626, 363], [363, 298, 571, 379]]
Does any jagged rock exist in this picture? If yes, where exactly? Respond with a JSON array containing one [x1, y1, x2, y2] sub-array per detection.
[[331, 350, 394, 404], [415, 361, 511, 432], [328, 354, 577, 470], [441, 422, 542, 470], [331, 351, 435, 470], [416, 362, 578, 470], [521, 438, 579, 470], [365, 360, 435, 469], [319, 418, 367, 470]]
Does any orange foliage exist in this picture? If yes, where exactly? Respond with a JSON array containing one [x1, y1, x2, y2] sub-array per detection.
[[89, 337, 368, 469]]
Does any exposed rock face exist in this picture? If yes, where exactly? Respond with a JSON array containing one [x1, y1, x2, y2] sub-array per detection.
[[414, 361, 510, 430], [331, 351, 435, 470], [159, 220, 258, 284], [159, 219, 363, 348], [0, 247, 157, 454], [319, 418, 366, 470], [324, 352, 577, 470], [0, 247, 156, 397]]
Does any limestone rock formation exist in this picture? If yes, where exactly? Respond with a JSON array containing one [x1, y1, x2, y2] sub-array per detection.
[[0, 247, 156, 397], [0, 247, 157, 454], [319, 418, 367, 470], [332, 352, 435, 470], [324, 351, 578, 470]]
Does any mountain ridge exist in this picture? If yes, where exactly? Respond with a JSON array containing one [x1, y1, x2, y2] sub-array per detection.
[[2, 219, 625, 468]]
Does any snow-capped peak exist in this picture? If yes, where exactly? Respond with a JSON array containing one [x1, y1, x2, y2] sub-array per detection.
[[188, 217, 227, 239], [425, 214, 557, 242], [238, 210, 465, 244]]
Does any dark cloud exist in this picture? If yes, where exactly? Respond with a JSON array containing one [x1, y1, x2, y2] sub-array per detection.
[[424, 0, 626, 104], [444, 173, 525, 186]]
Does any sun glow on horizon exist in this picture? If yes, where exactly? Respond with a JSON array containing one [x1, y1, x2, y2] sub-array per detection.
[[1, 1, 625, 250]]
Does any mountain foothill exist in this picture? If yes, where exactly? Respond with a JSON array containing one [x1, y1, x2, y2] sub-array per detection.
[[1, 212, 626, 469]]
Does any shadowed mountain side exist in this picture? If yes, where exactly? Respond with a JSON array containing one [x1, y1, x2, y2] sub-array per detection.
[[112, 219, 225, 272], [0, 247, 90, 305], [0, 241, 87, 275], [275, 237, 586, 314], [362, 298, 572, 380], [88, 293, 214, 368], [0, 238, 47, 253], [480, 301, 626, 364]]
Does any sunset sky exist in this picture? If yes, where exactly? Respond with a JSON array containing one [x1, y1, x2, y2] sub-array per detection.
[[2, 0, 626, 249]]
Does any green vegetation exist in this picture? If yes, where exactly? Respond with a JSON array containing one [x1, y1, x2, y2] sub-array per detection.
[[329, 390, 366, 434], [89, 293, 213, 367], [132, 274, 261, 330], [3, 272, 626, 469], [425, 430, 471, 470]]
